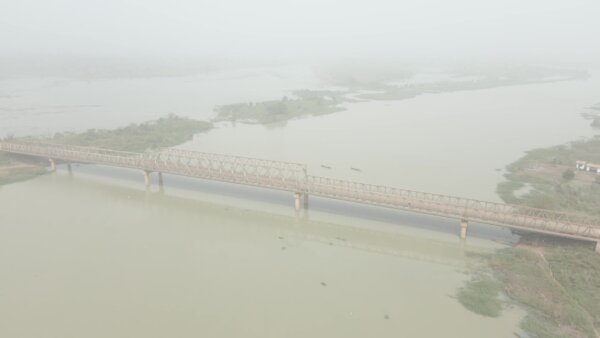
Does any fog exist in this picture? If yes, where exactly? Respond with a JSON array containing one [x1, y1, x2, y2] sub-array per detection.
[[2, 0, 599, 71], [3, 2, 600, 338]]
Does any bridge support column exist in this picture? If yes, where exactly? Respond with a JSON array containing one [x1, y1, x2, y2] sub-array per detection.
[[158, 172, 164, 187], [460, 219, 468, 240], [67, 163, 72, 173], [595, 241, 600, 253], [294, 192, 301, 211], [49, 158, 56, 171], [304, 193, 309, 208], [143, 170, 150, 187]]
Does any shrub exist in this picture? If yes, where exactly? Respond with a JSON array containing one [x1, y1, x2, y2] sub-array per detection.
[[562, 169, 575, 180]]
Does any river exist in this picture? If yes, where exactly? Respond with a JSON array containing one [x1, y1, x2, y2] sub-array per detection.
[[0, 65, 598, 337]]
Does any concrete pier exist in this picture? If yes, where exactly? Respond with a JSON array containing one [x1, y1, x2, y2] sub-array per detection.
[[595, 241, 600, 253], [304, 193, 309, 208], [4, 140, 600, 249], [294, 192, 301, 211], [460, 219, 468, 240], [158, 172, 164, 187]]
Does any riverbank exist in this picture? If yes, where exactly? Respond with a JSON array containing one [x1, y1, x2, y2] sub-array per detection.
[[214, 90, 351, 124], [458, 135, 600, 337], [356, 67, 588, 101], [459, 242, 600, 338], [496, 136, 600, 216], [0, 153, 47, 186], [48, 114, 212, 152], [212, 65, 588, 125], [0, 115, 213, 186]]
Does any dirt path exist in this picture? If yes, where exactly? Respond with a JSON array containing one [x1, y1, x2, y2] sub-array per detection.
[[520, 244, 600, 338]]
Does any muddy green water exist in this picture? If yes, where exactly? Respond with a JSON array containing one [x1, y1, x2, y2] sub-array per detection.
[[183, 74, 600, 201], [1, 67, 599, 337], [0, 173, 523, 338]]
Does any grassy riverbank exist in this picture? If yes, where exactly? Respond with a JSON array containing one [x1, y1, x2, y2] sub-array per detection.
[[333, 65, 588, 101], [214, 90, 350, 124], [496, 136, 600, 216], [0, 153, 47, 186], [49, 114, 212, 152], [1, 114, 212, 185], [458, 136, 600, 337], [215, 66, 589, 125], [459, 244, 600, 338]]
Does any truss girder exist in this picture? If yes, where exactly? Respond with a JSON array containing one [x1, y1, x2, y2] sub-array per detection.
[[2, 141, 599, 240]]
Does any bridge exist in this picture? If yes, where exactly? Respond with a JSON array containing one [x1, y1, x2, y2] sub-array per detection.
[[2, 141, 600, 250]]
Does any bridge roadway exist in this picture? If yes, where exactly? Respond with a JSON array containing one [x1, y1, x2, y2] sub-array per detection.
[[2, 141, 600, 248]]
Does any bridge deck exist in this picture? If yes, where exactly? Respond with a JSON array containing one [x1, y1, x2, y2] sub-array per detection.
[[2, 141, 599, 242]]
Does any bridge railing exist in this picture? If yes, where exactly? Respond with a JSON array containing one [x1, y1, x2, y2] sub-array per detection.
[[0, 141, 144, 168], [140, 149, 307, 191], [0, 141, 308, 192], [3, 140, 600, 239], [307, 175, 600, 238]]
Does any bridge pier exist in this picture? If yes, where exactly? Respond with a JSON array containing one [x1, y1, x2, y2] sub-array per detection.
[[158, 172, 164, 187], [304, 193, 309, 208], [460, 219, 468, 240], [143, 170, 150, 187], [294, 192, 301, 211], [595, 241, 600, 253], [48, 158, 56, 171], [67, 163, 72, 173]]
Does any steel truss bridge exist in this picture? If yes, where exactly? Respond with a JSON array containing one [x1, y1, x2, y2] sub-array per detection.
[[2, 141, 600, 246]]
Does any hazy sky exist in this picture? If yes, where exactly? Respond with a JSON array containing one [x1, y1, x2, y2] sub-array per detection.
[[2, 0, 599, 63]]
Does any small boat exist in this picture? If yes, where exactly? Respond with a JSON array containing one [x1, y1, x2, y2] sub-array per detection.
[[351, 167, 362, 172], [321, 164, 332, 169]]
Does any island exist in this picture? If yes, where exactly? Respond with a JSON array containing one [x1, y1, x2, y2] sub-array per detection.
[[0, 114, 212, 186]]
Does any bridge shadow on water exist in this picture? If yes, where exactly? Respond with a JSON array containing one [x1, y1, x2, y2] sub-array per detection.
[[59, 163, 520, 247]]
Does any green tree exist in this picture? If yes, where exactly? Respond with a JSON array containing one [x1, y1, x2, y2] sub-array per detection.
[[562, 169, 575, 180]]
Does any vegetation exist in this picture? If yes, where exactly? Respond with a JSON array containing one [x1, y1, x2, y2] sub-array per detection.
[[0, 166, 47, 186], [0, 153, 48, 187], [214, 90, 350, 124], [49, 114, 212, 152], [1, 114, 212, 186], [357, 73, 587, 101], [496, 136, 600, 216], [562, 169, 575, 180], [456, 132, 600, 337], [456, 275, 503, 317], [459, 246, 600, 338], [213, 66, 587, 124], [581, 103, 600, 129], [333, 65, 589, 101]]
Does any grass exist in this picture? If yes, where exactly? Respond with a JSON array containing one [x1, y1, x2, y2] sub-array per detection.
[[214, 90, 350, 124], [496, 136, 600, 216], [459, 246, 600, 337], [475, 133, 600, 337], [48, 114, 212, 152], [456, 275, 503, 317], [1, 114, 212, 186], [0, 153, 48, 187], [546, 246, 600, 329], [0, 167, 47, 186], [356, 68, 587, 101]]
